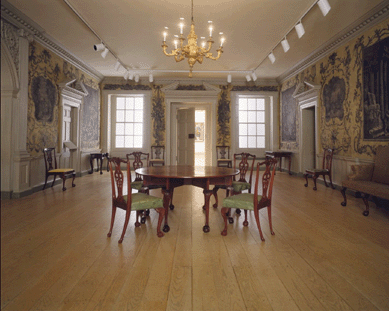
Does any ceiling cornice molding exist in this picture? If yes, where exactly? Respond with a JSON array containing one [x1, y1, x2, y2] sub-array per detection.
[[101, 76, 279, 87], [278, 2, 389, 84], [1, 0, 104, 82]]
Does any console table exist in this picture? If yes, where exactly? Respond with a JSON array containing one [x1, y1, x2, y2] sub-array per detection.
[[265, 151, 292, 175], [89, 153, 109, 174]]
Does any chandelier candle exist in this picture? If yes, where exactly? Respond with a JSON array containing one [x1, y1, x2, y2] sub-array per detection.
[[161, 0, 224, 78]]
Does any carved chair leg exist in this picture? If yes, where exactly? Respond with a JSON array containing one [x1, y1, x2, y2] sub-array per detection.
[[304, 173, 309, 187], [221, 207, 229, 236], [329, 174, 335, 189], [119, 210, 131, 243], [72, 172, 76, 187], [243, 210, 248, 226], [51, 174, 57, 188], [253, 208, 265, 241], [155, 208, 165, 237], [135, 211, 141, 227], [323, 175, 328, 187], [61, 176, 67, 191], [362, 194, 370, 216], [340, 187, 347, 206], [312, 175, 318, 190], [42, 175, 49, 190], [267, 205, 275, 235], [107, 205, 117, 237], [212, 186, 219, 208]]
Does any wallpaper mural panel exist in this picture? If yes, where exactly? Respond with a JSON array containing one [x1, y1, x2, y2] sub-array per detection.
[[81, 84, 99, 149], [281, 86, 297, 142], [362, 35, 389, 141], [28, 41, 100, 156], [280, 20, 389, 159]]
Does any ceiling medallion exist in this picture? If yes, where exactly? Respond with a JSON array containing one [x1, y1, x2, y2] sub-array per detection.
[[161, 0, 225, 78]]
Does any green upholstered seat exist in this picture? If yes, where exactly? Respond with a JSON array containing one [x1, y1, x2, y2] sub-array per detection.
[[131, 180, 144, 190], [222, 193, 262, 210], [123, 193, 163, 210], [231, 181, 251, 192]]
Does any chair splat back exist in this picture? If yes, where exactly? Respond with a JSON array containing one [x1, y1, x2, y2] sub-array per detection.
[[253, 158, 277, 207], [323, 149, 334, 172], [234, 152, 256, 184], [108, 157, 129, 208], [127, 152, 149, 182], [44, 148, 57, 171]]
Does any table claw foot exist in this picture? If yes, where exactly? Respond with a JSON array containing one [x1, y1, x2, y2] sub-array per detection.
[[203, 225, 210, 233], [163, 224, 170, 232], [169, 204, 175, 210]]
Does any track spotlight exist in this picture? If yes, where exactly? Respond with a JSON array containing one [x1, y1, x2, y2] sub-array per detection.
[[149, 74, 153, 83], [281, 38, 290, 53], [268, 52, 276, 64], [94, 43, 105, 51], [251, 72, 257, 82], [295, 22, 305, 38], [227, 74, 231, 83], [246, 75, 251, 82], [114, 60, 121, 71], [135, 74, 140, 83], [124, 71, 130, 80], [317, 0, 331, 16], [101, 47, 109, 59], [129, 72, 134, 80]]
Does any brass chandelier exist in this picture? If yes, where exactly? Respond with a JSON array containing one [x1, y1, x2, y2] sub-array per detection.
[[161, 0, 225, 78]]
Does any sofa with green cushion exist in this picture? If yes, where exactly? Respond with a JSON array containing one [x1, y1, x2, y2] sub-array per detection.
[[340, 145, 389, 216]]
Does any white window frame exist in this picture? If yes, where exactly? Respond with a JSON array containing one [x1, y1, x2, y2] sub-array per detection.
[[102, 90, 151, 158], [231, 91, 279, 159]]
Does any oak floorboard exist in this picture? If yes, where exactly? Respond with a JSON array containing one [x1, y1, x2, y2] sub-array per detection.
[[1, 171, 389, 310]]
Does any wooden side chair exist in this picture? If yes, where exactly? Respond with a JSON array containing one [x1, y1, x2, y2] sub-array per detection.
[[213, 152, 256, 217], [216, 145, 232, 168], [42, 147, 76, 191], [126, 152, 150, 193], [107, 157, 165, 243], [221, 158, 277, 241], [304, 148, 335, 190], [149, 145, 165, 166]]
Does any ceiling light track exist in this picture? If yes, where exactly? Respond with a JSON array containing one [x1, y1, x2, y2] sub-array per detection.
[[253, 0, 331, 71]]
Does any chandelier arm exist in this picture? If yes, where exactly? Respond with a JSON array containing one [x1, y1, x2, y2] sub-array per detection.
[[203, 40, 214, 53], [162, 45, 179, 57], [205, 48, 223, 60], [174, 54, 186, 62]]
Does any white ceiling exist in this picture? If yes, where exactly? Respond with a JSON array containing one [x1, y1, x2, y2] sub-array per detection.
[[3, 0, 388, 82]]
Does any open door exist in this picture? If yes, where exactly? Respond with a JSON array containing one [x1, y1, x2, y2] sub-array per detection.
[[177, 107, 195, 165]]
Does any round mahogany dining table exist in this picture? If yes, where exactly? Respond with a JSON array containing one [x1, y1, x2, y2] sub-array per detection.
[[136, 165, 239, 233]]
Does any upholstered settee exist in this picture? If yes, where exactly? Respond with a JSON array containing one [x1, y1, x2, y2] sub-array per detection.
[[340, 145, 389, 216]]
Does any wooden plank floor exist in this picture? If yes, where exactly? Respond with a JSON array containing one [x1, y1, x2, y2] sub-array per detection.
[[1, 172, 389, 311]]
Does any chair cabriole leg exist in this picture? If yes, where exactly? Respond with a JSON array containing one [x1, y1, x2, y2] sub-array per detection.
[[253, 208, 265, 241], [267, 205, 275, 235], [156, 207, 165, 237], [221, 207, 229, 236], [119, 210, 131, 243], [107, 204, 117, 237], [340, 187, 347, 206]]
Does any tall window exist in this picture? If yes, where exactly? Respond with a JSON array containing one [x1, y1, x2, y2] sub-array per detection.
[[115, 96, 143, 148], [238, 97, 265, 148]]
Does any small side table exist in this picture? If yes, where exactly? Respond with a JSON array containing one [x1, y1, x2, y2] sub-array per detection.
[[265, 151, 292, 175], [89, 153, 109, 174]]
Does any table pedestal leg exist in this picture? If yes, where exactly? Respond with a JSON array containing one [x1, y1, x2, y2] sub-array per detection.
[[203, 189, 213, 233], [162, 189, 171, 232]]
